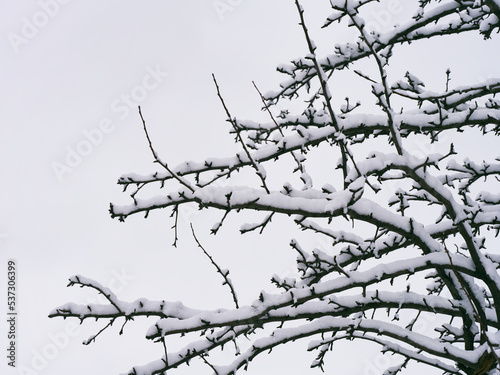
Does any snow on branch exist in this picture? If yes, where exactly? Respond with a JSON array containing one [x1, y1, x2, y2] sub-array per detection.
[[52, 1, 500, 374]]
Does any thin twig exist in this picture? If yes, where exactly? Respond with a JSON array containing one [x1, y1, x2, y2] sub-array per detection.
[[445, 69, 451, 92], [295, 0, 349, 187], [200, 354, 219, 374], [190, 223, 239, 308], [171, 205, 179, 247], [119, 317, 131, 335], [240, 212, 275, 234], [212, 74, 271, 194], [83, 318, 115, 345], [295, 1, 378, 192], [345, 9, 403, 155], [161, 337, 169, 373], [252, 81, 304, 173], [138, 106, 195, 193]]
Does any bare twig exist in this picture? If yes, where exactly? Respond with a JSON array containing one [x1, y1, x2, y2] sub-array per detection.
[[83, 318, 116, 345], [138, 106, 195, 193], [345, 9, 403, 155], [295, 1, 381, 193], [295, 0, 349, 187], [212, 75, 270, 194], [200, 354, 218, 374], [161, 337, 169, 372], [171, 205, 179, 247], [190, 223, 239, 309]]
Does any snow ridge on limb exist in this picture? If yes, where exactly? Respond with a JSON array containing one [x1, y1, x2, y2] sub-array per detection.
[[52, 0, 500, 374]]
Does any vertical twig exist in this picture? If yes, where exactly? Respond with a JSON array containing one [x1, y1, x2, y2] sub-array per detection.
[[190, 223, 239, 309], [252, 81, 305, 174], [295, 1, 377, 192], [171, 205, 179, 247], [212, 75, 271, 194], [161, 337, 169, 373], [344, 9, 403, 155], [295, 0, 350, 188], [445, 69, 451, 92]]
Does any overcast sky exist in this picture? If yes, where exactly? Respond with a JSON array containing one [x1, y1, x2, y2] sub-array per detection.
[[1, 1, 499, 375]]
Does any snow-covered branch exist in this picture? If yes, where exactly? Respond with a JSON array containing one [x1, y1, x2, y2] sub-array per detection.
[[52, 1, 500, 374]]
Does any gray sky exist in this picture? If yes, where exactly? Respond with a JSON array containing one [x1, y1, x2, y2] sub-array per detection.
[[1, 1, 499, 375]]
